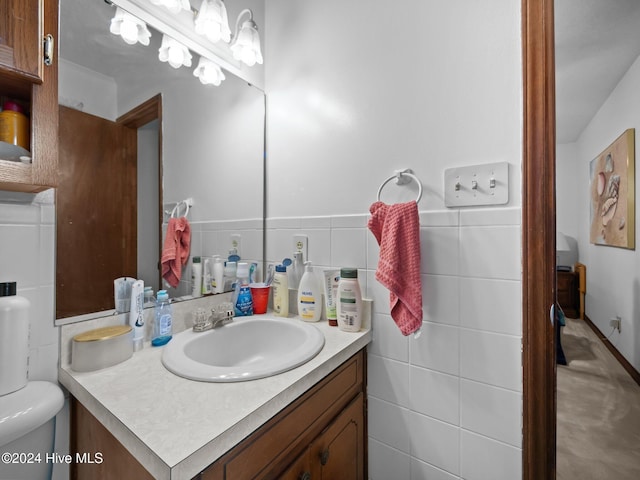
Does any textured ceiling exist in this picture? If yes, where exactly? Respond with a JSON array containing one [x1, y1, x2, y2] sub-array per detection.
[[555, 0, 640, 144], [61, 1, 640, 145]]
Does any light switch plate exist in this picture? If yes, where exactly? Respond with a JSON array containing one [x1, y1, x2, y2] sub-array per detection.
[[444, 162, 509, 207]]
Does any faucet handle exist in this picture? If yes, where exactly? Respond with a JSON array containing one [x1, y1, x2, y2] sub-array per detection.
[[192, 308, 212, 332], [212, 302, 234, 320]]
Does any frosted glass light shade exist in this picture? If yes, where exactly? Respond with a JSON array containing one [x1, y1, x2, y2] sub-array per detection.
[[230, 17, 263, 66], [109, 7, 151, 46], [193, 57, 226, 86], [194, 0, 231, 44], [158, 35, 192, 69], [149, 0, 191, 15]]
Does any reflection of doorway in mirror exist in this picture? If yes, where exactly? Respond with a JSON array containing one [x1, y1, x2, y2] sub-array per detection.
[[56, 96, 162, 319]]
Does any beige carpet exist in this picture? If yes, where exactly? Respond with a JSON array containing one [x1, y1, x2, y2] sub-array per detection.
[[557, 318, 640, 479]]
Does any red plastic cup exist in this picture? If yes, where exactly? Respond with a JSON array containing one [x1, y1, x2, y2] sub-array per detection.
[[250, 283, 270, 314]]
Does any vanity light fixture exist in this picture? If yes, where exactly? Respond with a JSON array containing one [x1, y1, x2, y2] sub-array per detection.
[[229, 9, 263, 67], [109, 7, 152, 46], [158, 34, 193, 69], [148, 0, 191, 15], [193, 57, 226, 86], [194, 0, 231, 44]]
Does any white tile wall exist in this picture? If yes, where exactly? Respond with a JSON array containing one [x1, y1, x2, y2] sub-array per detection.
[[166, 218, 263, 297], [0, 192, 67, 480], [266, 206, 522, 479], [0, 193, 59, 382]]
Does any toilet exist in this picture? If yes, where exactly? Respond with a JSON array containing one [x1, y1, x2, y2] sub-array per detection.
[[0, 381, 64, 480]]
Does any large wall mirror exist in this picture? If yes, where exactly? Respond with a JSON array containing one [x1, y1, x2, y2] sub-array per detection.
[[56, 0, 265, 323]]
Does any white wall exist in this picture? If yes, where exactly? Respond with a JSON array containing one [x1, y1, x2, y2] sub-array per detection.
[[58, 59, 117, 120], [265, 1, 523, 479], [565, 53, 640, 371], [556, 142, 581, 240]]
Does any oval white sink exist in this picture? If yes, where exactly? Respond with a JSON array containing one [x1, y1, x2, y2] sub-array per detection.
[[161, 316, 325, 382]]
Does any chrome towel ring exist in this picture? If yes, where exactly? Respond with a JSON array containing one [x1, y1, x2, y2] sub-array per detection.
[[376, 168, 423, 203]]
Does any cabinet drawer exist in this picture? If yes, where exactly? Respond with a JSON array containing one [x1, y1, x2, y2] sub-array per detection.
[[202, 350, 365, 480]]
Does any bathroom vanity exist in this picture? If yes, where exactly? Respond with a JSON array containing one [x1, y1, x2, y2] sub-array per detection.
[[59, 319, 370, 479]]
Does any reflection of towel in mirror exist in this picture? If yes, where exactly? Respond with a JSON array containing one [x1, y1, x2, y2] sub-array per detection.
[[368, 201, 423, 336], [161, 217, 191, 288]]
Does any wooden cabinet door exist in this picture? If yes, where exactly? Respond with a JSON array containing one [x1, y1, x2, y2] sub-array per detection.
[[0, 0, 58, 193], [0, 0, 44, 81], [278, 449, 312, 480], [310, 393, 365, 480]]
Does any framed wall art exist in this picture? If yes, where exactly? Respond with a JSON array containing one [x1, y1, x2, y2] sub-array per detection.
[[589, 128, 635, 249]]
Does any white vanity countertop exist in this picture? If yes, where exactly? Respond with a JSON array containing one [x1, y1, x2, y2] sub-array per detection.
[[58, 318, 371, 480]]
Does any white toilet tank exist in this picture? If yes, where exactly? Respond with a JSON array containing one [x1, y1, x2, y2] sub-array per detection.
[[0, 381, 64, 480]]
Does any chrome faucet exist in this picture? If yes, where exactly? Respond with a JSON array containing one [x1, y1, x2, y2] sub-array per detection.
[[193, 302, 234, 332]]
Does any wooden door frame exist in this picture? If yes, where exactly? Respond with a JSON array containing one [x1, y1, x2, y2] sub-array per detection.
[[522, 0, 557, 479], [117, 94, 163, 288]]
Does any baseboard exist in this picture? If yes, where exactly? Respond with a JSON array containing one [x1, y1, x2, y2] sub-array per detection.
[[583, 314, 640, 387]]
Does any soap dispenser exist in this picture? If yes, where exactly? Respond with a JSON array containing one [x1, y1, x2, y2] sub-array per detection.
[[297, 262, 322, 322]]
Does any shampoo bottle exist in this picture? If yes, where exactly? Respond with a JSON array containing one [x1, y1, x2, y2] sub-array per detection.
[[272, 264, 289, 317], [191, 256, 202, 297], [223, 261, 237, 291], [297, 262, 322, 322], [152, 290, 173, 346], [212, 256, 224, 293], [337, 268, 362, 332], [202, 257, 212, 295]]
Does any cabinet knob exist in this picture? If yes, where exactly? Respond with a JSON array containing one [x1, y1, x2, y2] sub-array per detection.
[[299, 472, 311, 480], [320, 449, 330, 466]]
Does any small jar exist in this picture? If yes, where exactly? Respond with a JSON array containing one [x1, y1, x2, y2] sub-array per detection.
[[0, 100, 29, 150], [337, 268, 362, 332]]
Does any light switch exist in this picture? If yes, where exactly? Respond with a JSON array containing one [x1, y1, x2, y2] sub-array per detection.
[[444, 162, 509, 207]]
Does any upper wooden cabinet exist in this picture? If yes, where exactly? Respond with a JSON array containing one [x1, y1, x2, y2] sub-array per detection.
[[0, 0, 58, 193]]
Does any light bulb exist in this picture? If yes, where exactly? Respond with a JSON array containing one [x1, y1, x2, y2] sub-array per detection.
[[158, 35, 192, 69], [230, 17, 263, 66], [194, 57, 225, 86]]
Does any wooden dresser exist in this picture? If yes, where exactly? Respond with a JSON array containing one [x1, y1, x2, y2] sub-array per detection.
[[557, 271, 579, 318]]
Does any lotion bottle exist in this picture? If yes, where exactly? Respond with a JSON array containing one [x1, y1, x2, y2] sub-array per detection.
[[272, 264, 289, 317], [337, 268, 362, 332], [297, 262, 322, 322]]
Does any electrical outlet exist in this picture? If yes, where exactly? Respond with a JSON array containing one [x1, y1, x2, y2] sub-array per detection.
[[293, 234, 308, 260], [609, 316, 621, 333], [230, 234, 242, 257]]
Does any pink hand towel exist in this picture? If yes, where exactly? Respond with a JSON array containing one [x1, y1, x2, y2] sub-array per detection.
[[161, 217, 191, 288], [368, 201, 423, 336]]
